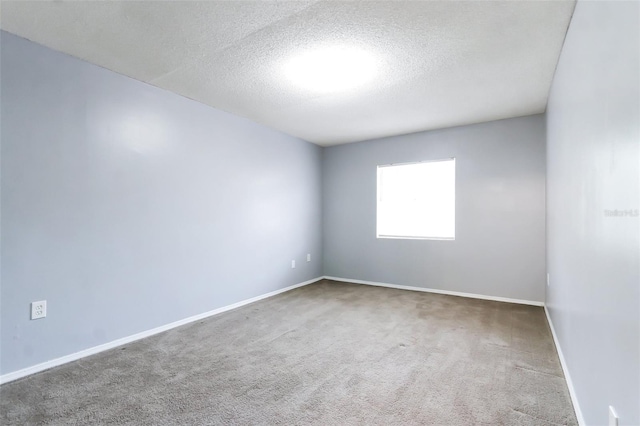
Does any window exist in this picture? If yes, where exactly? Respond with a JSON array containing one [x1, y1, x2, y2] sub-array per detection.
[[377, 158, 455, 240]]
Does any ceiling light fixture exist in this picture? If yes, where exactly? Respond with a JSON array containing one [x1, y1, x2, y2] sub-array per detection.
[[283, 46, 380, 94]]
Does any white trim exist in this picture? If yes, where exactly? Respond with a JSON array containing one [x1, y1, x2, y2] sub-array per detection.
[[377, 157, 456, 168], [376, 235, 455, 241], [544, 306, 585, 426], [323, 276, 544, 306], [0, 277, 323, 385]]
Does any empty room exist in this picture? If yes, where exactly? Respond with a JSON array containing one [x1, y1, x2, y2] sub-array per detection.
[[1, 0, 638, 425]]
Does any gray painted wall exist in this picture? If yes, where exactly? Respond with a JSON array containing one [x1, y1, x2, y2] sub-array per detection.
[[546, 1, 639, 424], [1, 32, 323, 375], [323, 115, 546, 302]]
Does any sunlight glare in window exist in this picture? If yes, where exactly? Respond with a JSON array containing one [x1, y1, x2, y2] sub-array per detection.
[[377, 159, 455, 240]]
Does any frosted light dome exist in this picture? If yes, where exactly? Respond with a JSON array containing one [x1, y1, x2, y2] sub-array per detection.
[[283, 46, 380, 94]]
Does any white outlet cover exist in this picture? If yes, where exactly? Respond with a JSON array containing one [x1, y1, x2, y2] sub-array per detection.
[[31, 300, 47, 320], [307, 254, 311, 262], [291, 260, 296, 269], [609, 406, 618, 426], [547, 273, 550, 287]]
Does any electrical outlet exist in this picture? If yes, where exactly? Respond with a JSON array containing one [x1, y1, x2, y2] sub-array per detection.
[[291, 260, 296, 269], [307, 253, 311, 262], [31, 300, 47, 320], [547, 273, 550, 287], [609, 406, 618, 426]]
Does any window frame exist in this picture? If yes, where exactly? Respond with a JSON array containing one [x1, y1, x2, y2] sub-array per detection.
[[376, 158, 456, 241]]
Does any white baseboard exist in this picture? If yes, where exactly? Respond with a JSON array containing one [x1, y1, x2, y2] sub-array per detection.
[[0, 277, 323, 385], [544, 306, 585, 426], [323, 276, 544, 306]]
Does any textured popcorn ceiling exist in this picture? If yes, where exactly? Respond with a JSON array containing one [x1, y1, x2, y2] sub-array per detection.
[[0, 1, 576, 146]]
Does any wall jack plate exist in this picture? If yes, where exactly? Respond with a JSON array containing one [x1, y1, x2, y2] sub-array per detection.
[[609, 406, 618, 426], [31, 300, 47, 320]]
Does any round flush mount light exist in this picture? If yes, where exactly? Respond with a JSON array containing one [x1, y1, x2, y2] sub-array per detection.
[[283, 45, 380, 94]]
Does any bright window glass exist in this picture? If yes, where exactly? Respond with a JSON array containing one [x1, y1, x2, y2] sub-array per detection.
[[377, 159, 455, 240]]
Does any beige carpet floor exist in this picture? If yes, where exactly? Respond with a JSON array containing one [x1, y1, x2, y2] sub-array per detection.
[[1, 280, 577, 425]]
